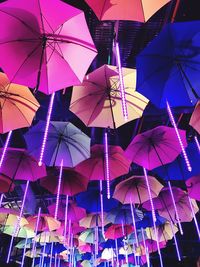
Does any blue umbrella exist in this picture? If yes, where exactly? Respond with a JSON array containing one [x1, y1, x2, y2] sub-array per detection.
[[153, 141, 200, 181], [136, 211, 166, 229], [24, 120, 90, 167], [75, 181, 119, 212], [136, 21, 200, 108]]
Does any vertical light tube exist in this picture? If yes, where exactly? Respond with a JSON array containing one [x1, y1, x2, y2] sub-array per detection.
[[41, 240, 47, 267], [141, 228, 150, 267], [0, 130, 12, 168], [115, 239, 119, 267], [169, 220, 181, 261], [31, 207, 41, 267], [99, 180, 105, 237], [130, 201, 139, 247], [166, 100, 192, 172], [38, 92, 55, 166], [115, 42, 128, 120], [55, 159, 63, 220], [188, 196, 200, 239], [104, 132, 110, 199], [49, 242, 54, 267], [0, 194, 4, 207], [194, 136, 200, 153], [64, 195, 69, 245]]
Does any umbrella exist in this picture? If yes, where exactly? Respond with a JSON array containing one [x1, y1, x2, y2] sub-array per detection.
[[78, 228, 105, 244], [84, 0, 171, 22], [15, 238, 33, 249], [104, 224, 134, 239], [186, 175, 200, 201], [34, 231, 62, 244], [79, 213, 109, 228], [27, 214, 61, 231], [56, 222, 85, 236], [190, 100, 200, 134], [136, 211, 166, 229], [2, 225, 35, 238], [24, 121, 90, 167], [0, 0, 97, 94], [125, 125, 187, 170], [113, 175, 163, 204], [0, 148, 46, 183], [40, 167, 89, 196], [48, 201, 86, 222], [105, 205, 143, 225], [0, 72, 40, 133], [136, 21, 200, 108], [0, 208, 28, 226], [0, 174, 14, 193], [76, 144, 130, 181], [69, 65, 149, 129]]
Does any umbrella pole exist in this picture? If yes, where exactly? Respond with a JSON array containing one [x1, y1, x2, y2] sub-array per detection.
[[104, 131, 111, 199], [115, 239, 119, 267], [141, 227, 150, 267], [0, 130, 12, 169], [54, 159, 63, 220], [143, 168, 164, 267], [169, 220, 181, 261], [194, 136, 200, 153], [38, 92, 55, 166], [99, 180, 105, 237], [130, 201, 139, 247], [166, 100, 192, 172], [21, 237, 28, 267], [41, 240, 47, 267], [188, 196, 200, 239], [6, 180, 29, 263]]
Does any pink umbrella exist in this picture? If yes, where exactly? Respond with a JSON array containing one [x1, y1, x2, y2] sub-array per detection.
[[0, 0, 97, 94], [48, 201, 86, 222], [186, 175, 200, 201]]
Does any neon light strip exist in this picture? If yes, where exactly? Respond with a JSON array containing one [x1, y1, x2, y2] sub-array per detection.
[[49, 242, 54, 267], [64, 195, 69, 245], [55, 159, 63, 220], [41, 240, 47, 267], [38, 93, 55, 166], [0, 130, 12, 168], [166, 101, 192, 172], [141, 228, 150, 267], [31, 207, 41, 267], [194, 136, 200, 153], [130, 201, 139, 247], [188, 196, 200, 239], [170, 220, 181, 261], [115, 42, 128, 120], [168, 181, 183, 234], [115, 239, 119, 266], [104, 132, 110, 199], [0, 194, 4, 207], [21, 237, 28, 267], [99, 180, 105, 236]]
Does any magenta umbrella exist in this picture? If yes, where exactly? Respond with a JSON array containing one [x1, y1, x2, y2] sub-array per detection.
[[186, 175, 200, 201], [0, 0, 97, 94]]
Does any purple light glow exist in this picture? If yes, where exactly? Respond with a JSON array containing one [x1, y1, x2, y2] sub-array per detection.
[[130, 201, 139, 247], [38, 92, 55, 166], [99, 180, 105, 236], [170, 220, 181, 261], [55, 159, 63, 220], [166, 101, 192, 172], [115, 239, 119, 266], [115, 42, 128, 121], [41, 240, 47, 267], [141, 227, 150, 267], [31, 207, 41, 266], [188, 196, 200, 239], [104, 132, 110, 199], [0, 194, 4, 207], [194, 136, 200, 153], [49, 242, 54, 267], [0, 130, 12, 169], [95, 226, 98, 255], [64, 195, 69, 245]]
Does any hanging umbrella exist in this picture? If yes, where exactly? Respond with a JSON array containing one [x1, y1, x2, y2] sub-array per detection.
[[79, 213, 109, 228], [75, 181, 119, 213], [15, 238, 33, 249], [186, 175, 200, 201], [105, 205, 143, 225], [84, 0, 171, 22], [76, 144, 130, 181], [0, 148, 46, 182], [0, 0, 97, 94], [34, 231, 62, 244], [125, 125, 187, 170], [104, 224, 134, 240], [136, 211, 166, 229], [2, 225, 35, 238], [0, 174, 14, 193], [0, 72, 40, 133], [113, 175, 163, 204], [135, 239, 166, 255], [0, 208, 28, 226], [26, 214, 61, 232], [48, 201, 86, 222], [56, 222, 85, 236], [78, 228, 105, 244], [40, 167, 89, 196], [24, 121, 90, 167], [136, 21, 200, 108], [70, 65, 148, 129], [154, 141, 200, 181], [190, 100, 200, 134]]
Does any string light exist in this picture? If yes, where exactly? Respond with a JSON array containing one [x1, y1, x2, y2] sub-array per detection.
[[0, 130, 12, 168], [170, 220, 181, 261], [54, 159, 63, 220], [104, 132, 110, 199], [194, 136, 200, 153]]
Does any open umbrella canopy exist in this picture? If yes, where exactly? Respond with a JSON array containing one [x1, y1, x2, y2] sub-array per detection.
[[104, 224, 134, 239], [79, 228, 105, 244], [34, 231, 62, 244], [24, 121, 91, 167], [76, 144, 130, 181], [0, 0, 97, 94], [2, 225, 35, 238], [40, 167, 89, 196], [0, 72, 40, 133], [186, 175, 200, 201], [0, 208, 28, 226], [190, 100, 200, 134], [79, 213, 109, 228], [0, 148, 46, 182], [27, 213, 61, 231], [125, 125, 187, 170], [84, 0, 171, 22], [70, 65, 148, 129], [0, 174, 14, 193], [136, 20, 200, 107], [113, 175, 163, 204]]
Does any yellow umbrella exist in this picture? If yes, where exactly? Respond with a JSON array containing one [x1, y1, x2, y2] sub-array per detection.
[[34, 231, 62, 244], [0, 208, 28, 227], [79, 213, 109, 228], [2, 225, 35, 238], [70, 65, 149, 129]]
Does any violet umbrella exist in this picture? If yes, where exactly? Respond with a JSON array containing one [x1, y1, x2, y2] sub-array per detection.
[[186, 175, 200, 201], [24, 121, 91, 167]]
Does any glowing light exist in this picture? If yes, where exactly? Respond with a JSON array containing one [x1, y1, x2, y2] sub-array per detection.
[[38, 92, 55, 166], [21, 237, 28, 267], [104, 132, 110, 199], [188, 196, 200, 240], [99, 180, 105, 236], [55, 159, 63, 220], [141, 228, 150, 267], [166, 100, 192, 172], [130, 201, 139, 246], [115, 42, 128, 120], [194, 136, 200, 153], [0, 194, 4, 207], [49, 242, 54, 267], [31, 207, 41, 267], [115, 239, 119, 266], [170, 220, 181, 261], [64, 195, 69, 245], [41, 240, 47, 267], [0, 130, 12, 168]]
